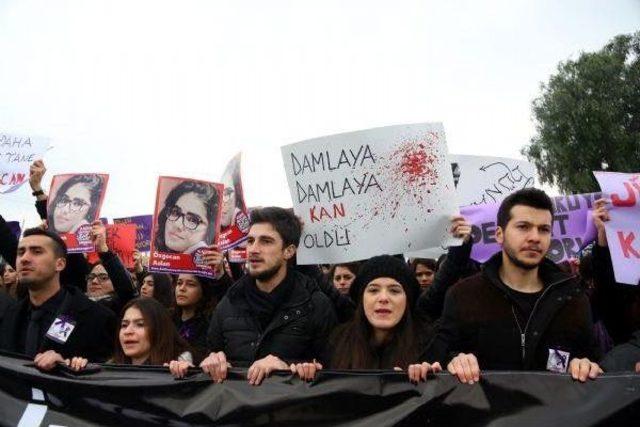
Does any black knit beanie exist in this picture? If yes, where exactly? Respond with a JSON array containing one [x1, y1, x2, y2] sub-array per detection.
[[349, 255, 420, 308]]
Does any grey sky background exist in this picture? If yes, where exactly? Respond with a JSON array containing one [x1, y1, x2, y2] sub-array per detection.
[[1, 0, 639, 227]]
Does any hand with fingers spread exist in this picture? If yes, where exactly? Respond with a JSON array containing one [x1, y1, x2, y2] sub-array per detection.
[[34, 350, 65, 371], [200, 351, 231, 383], [407, 361, 442, 383], [289, 360, 323, 382], [450, 215, 472, 243], [166, 360, 194, 379], [66, 357, 89, 372], [90, 220, 109, 253], [569, 358, 602, 382], [447, 353, 480, 384], [592, 198, 610, 247], [247, 354, 288, 386]]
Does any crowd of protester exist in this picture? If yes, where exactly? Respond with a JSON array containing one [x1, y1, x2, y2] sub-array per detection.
[[0, 160, 639, 387]]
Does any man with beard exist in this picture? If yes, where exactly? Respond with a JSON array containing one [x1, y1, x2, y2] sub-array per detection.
[[201, 207, 337, 385], [0, 228, 116, 368], [435, 188, 601, 384]]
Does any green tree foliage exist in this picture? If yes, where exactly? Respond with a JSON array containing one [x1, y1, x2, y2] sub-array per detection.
[[523, 32, 640, 194]]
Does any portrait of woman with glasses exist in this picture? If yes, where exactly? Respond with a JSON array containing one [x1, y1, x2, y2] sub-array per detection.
[[48, 174, 107, 234], [153, 179, 222, 255]]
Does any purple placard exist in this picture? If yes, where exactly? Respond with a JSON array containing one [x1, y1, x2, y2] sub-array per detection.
[[462, 192, 600, 264], [594, 172, 640, 285], [6, 221, 21, 240], [113, 215, 153, 252]]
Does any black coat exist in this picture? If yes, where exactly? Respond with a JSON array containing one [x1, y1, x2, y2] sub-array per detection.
[[0, 285, 117, 362], [0, 292, 15, 324], [0, 215, 18, 269], [600, 330, 640, 372], [434, 252, 598, 370], [207, 269, 338, 365]]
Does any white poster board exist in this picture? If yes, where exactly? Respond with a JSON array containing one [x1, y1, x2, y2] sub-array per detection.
[[451, 154, 536, 207], [281, 123, 460, 264], [0, 132, 49, 194]]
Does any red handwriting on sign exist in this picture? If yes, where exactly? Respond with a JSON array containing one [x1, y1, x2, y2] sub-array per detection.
[[0, 173, 26, 185], [617, 231, 640, 259], [611, 176, 640, 207], [310, 203, 346, 223]]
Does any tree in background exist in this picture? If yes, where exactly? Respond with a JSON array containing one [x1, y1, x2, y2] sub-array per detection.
[[523, 32, 640, 194]]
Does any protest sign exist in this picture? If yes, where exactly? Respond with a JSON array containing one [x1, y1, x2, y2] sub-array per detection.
[[87, 223, 137, 268], [594, 172, 640, 285], [0, 132, 48, 194], [218, 153, 250, 251], [281, 123, 460, 264], [47, 174, 109, 253], [462, 192, 600, 263], [450, 155, 536, 206], [113, 215, 153, 252], [149, 177, 224, 278]]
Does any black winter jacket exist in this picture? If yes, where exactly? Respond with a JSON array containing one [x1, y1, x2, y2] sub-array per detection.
[[434, 252, 598, 370], [207, 269, 338, 365], [0, 286, 117, 361]]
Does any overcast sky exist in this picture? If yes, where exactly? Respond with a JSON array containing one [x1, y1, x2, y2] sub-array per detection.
[[1, 0, 639, 227]]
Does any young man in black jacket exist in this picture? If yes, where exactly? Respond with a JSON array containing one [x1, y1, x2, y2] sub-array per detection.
[[0, 228, 116, 368], [201, 207, 337, 385], [436, 188, 601, 383]]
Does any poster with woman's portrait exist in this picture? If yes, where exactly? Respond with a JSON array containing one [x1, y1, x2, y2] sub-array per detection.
[[149, 176, 224, 278], [218, 152, 250, 252], [47, 173, 109, 253]]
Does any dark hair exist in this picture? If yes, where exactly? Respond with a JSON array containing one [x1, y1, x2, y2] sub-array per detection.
[[142, 273, 174, 309], [249, 207, 302, 247], [496, 188, 554, 230], [172, 274, 218, 319], [409, 258, 436, 274], [112, 297, 189, 365], [328, 262, 360, 282], [225, 161, 246, 213], [22, 228, 67, 259], [332, 256, 426, 369], [48, 174, 105, 231], [154, 180, 220, 253]]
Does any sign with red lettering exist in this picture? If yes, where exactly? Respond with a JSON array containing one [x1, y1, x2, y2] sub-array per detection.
[[0, 132, 49, 194], [47, 174, 109, 253], [281, 123, 460, 264], [148, 176, 224, 278], [594, 171, 640, 285]]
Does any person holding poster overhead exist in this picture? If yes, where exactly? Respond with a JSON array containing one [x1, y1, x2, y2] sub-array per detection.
[[201, 207, 337, 385], [437, 188, 602, 383], [218, 153, 250, 252]]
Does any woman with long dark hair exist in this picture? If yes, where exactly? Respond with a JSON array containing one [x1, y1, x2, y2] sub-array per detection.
[[154, 180, 220, 254], [139, 273, 174, 308], [291, 255, 442, 382], [48, 174, 105, 234], [63, 298, 193, 378]]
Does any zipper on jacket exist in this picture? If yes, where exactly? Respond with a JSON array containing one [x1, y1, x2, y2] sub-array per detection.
[[509, 276, 571, 364]]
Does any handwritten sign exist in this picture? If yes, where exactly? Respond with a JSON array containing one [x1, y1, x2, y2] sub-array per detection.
[[450, 155, 536, 206], [47, 174, 109, 254], [0, 132, 48, 194], [594, 172, 640, 285], [218, 153, 250, 251], [113, 215, 153, 252], [281, 123, 460, 264], [149, 176, 224, 278]]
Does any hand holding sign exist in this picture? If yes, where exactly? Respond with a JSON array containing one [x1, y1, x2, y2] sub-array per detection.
[[29, 159, 47, 195], [90, 220, 109, 253], [592, 198, 610, 247]]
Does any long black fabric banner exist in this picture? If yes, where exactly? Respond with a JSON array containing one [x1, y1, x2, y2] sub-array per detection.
[[0, 352, 639, 426]]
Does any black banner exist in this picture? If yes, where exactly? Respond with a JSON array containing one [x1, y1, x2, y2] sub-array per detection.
[[0, 352, 639, 426]]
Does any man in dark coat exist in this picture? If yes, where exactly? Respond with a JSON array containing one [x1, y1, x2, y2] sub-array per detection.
[[0, 228, 116, 368], [201, 207, 337, 385], [436, 188, 601, 383]]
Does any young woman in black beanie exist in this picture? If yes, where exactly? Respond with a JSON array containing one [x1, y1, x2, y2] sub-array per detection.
[[291, 255, 442, 383]]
